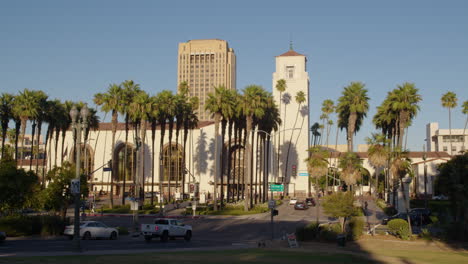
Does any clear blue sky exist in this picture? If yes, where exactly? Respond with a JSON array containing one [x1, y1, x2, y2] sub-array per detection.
[[1, 0, 467, 151]]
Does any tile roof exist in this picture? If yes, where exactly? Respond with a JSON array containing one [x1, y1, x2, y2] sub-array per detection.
[[277, 50, 305, 57]]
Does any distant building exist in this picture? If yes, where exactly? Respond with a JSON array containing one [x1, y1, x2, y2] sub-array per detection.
[[426, 122, 467, 155], [177, 39, 236, 121]]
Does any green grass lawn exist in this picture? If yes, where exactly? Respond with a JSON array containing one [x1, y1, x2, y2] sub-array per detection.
[[0, 249, 373, 264]]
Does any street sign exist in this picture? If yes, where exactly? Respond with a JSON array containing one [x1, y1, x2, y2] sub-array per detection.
[[299, 172, 309, 177], [269, 184, 284, 192], [70, 179, 80, 194], [103, 167, 112, 172], [268, 200, 276, 209]]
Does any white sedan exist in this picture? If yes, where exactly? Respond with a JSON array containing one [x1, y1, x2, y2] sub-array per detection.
[[289, 198, 298, 205], [64, 221, 118, 240]]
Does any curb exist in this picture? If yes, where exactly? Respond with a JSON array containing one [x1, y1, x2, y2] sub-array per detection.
[[86, 213, 204, 219]]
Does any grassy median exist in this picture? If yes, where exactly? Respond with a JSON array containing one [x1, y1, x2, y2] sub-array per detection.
[[0, 249, 372, 264]]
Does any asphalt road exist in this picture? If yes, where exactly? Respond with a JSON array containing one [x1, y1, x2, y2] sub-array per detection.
[[0, 201, 348, 255]]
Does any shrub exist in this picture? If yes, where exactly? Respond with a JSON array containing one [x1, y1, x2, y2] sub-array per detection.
[[0, 215, 67, 237], [419, 228, 433, 242], [318, 223, 342, 242], [347, 217, 365, 240], [296, 222, 320, 241], [388, 219, 411, 240]]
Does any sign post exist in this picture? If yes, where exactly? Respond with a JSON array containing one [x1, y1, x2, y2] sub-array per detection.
[[71, 179, 80, 195]]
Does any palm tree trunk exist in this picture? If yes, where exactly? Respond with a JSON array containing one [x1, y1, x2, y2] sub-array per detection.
[[400, 178, 413, 234], [41, 126, 50, 188], [54, 127, 60, 167], [220, 119, 227, 208], [0, 124, 7, 161], [122, 116, 129, 206], [20, 118, 27, 161], [30, 120, 36, 170], [347, 112, 357, 152], [151, 122, 156, 205], [159, 120, 166, 212], [213, 113, 220, 211], [14, 120, 21, 165], [36, 120, 43, 175], [449, 108, 453, 155], [244, 115, 253, 211], [227, 120, 233, 203], [60, 129, 66, 165]]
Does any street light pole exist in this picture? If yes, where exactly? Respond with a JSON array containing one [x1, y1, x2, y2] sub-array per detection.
[[70, 104, 89, 252]]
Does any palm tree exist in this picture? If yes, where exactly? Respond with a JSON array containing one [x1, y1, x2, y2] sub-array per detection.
[[205, 86, 229, 210], [388, 83, 422, 149], [30, 91, 48, 171], [257, 95, 281, 201], [462, 100, 468, 152], [164, 92, 177, 201], [94, 83, 122, 208], [441, 91, 458, 155], [60, 101, 74, 165], [337, 82, 369, 152], [120, 80, 141, 204], [305, 146, 329, 221], [42, 99, 61, 186], [240, 85, 267, 211], [366, 133, 389, 197], [128, 90, 152, 202], [321, 99, 335, 148], [0, 93, 14, 161], [182, 98, 199, 197], [148, 95, 159, 205], [220, 89, 236, 206], [390, 149, 413, 233], [284, 91, 306, 180], [156, 90, 173, 205], [338, 152, 363, 193], [13, 89, 39, 161]]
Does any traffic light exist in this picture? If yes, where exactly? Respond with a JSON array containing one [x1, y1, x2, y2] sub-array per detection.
[[292, 165, 297, 177], [272, 209, 278, 216]]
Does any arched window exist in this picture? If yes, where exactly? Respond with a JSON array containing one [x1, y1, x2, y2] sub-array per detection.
[[115, 144, 136, 182], [163, 143, 183, 182]]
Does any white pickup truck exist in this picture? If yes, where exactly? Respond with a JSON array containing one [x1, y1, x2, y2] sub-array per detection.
[[141, 218, 192, 242]]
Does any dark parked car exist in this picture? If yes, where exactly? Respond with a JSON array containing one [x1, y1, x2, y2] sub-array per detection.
[[410, 208, 432, 226], [382, 208, 432, 226], [305, 198, 316, 207], [294, 202, 308, 210]]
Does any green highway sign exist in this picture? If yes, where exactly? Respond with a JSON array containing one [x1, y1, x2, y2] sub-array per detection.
[[269, 184, 284, 192]]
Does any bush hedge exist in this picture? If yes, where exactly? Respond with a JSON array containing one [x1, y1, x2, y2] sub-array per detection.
[[317, 223, 342, 242], [348, 217, 365, 240], [296, 222, 320, 241], [0, 215, 68, 237], [388, 219, 411, 240]]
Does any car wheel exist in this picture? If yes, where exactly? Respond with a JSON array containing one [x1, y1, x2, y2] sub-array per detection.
[[160, 231, 169, 242], [110, 231, 118, 240], [184, 231, 192, 241], [83, 231, 91, 240]]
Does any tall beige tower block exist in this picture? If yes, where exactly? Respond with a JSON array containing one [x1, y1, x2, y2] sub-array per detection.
[[177, 39, 236, 121], [272, 49, 310, 196]]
